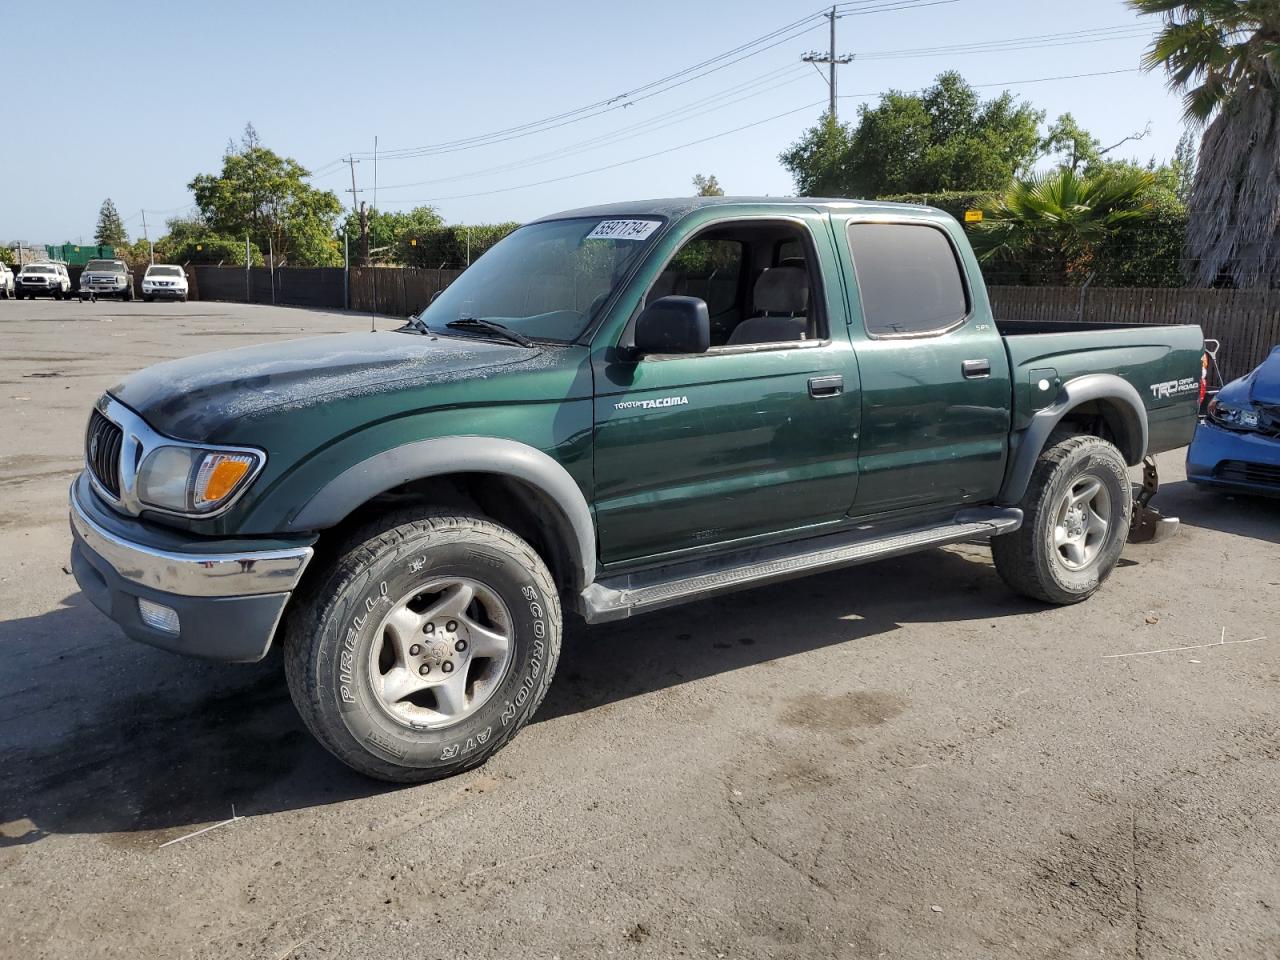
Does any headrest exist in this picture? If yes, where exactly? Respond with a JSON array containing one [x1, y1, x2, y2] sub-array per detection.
[[753, 266, 809, 314]]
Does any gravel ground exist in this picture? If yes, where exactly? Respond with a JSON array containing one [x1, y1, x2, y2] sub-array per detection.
[[1, 298, 1278, 960]]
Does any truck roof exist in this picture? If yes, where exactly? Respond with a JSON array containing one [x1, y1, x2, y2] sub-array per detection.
[[534, 196, 941, 224]]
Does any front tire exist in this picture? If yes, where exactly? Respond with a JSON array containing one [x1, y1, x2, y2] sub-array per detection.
[[992, 434, 1131, 604], [284, 509, 561, 782]]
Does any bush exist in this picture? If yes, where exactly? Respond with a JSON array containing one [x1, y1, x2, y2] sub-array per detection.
[[161, 237, 264, 267], [399, 223, 521, 269], [875, 191, 997, 222]]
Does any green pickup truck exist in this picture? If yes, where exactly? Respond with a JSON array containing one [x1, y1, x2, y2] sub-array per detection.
[[70, 197, 1205, 781]]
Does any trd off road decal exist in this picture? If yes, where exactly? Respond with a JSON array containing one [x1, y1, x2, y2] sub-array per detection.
[[1149, 378, 1198, 399]]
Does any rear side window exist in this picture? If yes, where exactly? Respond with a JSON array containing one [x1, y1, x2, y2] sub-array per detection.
[[847, 223, 968, 337]]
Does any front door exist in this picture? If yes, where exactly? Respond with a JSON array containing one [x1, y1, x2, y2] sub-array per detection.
[[592, 214, 860, 565]]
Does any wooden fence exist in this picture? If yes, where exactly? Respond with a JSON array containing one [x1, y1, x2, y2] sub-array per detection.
[[182, 270, 1278, 382], [348, 266, 463, 317], [988, 285, 1280, 382]]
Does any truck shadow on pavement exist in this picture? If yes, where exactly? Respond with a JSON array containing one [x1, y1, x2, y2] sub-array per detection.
[[0, 547, 1035, 845]]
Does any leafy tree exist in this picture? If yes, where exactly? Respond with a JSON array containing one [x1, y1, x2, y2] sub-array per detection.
[[1171, 128, 1197, 204], [692, 173, 724, 196], [782, 73, 1042, 197], [339, 206, 445, 264], [971, 168, 1158, 285], [189, 124, 343, 266], [0, 246, 14, 266], [1041, 113, 1152, 175], [1040, 114, 1104, 174], [778, 114, 857, 196], [94, 198, 127, 247], [398, 223, 521, 269], [1131, 0, 1280, 288]]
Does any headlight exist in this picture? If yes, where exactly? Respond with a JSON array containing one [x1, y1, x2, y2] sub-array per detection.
[[1207, 397, 1260, 430], [137, 445, 264, 514]]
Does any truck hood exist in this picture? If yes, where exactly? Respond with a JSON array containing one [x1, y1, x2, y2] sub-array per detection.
[[111, 330, 559, 442]]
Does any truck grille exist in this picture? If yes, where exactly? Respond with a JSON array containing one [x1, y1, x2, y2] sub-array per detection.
[[1215, 460, 1280, 488], [86, 409, 124, 497]]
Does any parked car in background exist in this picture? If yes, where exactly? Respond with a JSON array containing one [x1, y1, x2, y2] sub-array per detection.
[[15, 262, 71, 299], [141, 264, 188, 302], [1187, 345, 1280, 497], [0, 262, 14, 299], [79, 259, 134, 301]]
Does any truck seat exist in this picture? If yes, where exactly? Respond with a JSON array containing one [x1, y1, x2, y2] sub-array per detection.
[[727, 266, 809, 345]]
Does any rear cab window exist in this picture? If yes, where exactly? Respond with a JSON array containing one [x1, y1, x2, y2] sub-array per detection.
[[846, 222, 969, 338]]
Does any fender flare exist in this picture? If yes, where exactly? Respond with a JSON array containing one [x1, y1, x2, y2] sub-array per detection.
[[286, 437, 596, 590], [998, 373, 1148, 506]]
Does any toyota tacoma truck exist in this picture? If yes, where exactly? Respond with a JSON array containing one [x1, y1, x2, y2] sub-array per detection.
[[69, 198, 1205, 782]]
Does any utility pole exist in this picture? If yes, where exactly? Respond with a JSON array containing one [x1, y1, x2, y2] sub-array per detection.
[[343, 155, 368, 266], [140, 209, 153, 264], [802, 6, 854, 120]]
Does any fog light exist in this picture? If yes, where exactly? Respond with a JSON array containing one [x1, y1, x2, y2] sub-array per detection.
[[138, 598, 180, 635]]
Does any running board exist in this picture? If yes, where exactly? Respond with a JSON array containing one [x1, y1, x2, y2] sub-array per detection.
[[579, 507, 1022, 623]]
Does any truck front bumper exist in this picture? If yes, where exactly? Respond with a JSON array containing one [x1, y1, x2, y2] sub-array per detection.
[[69, 474, 315, 661]]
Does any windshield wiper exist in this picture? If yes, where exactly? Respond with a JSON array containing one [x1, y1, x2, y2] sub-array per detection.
[[445, 317, 534, 348]]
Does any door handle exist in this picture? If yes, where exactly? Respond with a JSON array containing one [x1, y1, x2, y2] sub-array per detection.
[[962, 359, 991, 380], [808, 375, 844, 398]]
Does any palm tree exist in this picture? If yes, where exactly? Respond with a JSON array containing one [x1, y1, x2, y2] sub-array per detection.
[[971, 168, 1157, 285], [1130, 1, 1280, 288]]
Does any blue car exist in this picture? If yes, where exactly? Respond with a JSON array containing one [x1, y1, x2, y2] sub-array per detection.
[[1187, 346, 1280, 497]]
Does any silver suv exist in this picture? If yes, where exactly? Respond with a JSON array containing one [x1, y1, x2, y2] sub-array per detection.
[[79, 259, 135, 301]]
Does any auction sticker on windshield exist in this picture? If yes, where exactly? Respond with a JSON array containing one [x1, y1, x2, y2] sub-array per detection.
[[586, 219, 660, 241]]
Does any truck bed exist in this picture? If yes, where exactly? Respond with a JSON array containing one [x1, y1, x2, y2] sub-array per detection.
[[995, 318, 1205, 456]]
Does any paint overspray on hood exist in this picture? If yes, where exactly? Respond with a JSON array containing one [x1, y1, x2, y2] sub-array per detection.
[[109, 330, 552, 442]]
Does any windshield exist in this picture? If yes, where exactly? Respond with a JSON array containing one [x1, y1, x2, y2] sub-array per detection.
[[85, 260, 124, 273], [415, 217, 662, 342], [146, 266, 182, 277], [23, 266, 54, 274]]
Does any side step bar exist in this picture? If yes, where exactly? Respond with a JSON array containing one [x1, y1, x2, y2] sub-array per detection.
[[579, 507, 1022, 624]]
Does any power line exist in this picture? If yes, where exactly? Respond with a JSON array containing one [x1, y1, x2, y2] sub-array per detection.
[[346, 0, 955, 164], [378, 65, 1143, 207], [838, 67, 1143, 99], [373, 64, 812, 192], [856, 24, 1151, 60], [377, 99, 829, 205]]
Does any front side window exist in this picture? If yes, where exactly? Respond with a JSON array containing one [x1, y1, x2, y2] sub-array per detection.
[[847, 223, 968, 337], [646, 221, 823, 349], [416, 217, 662, 343]]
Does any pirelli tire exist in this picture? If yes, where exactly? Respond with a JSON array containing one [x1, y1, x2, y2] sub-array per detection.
[[284, 509, 561, 783], [992, 434, 1132, 605]]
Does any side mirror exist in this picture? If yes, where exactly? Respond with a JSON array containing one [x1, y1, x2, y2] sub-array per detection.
[[634, 296, 710, 355]]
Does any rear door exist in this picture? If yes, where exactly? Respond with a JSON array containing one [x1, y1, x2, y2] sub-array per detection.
[[840, 217, 1011, 516]]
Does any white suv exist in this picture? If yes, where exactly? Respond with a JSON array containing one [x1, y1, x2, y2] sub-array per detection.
[[141, 264, 189, 302], [16, 262, 72, 299], [0, 262, 14, 299]]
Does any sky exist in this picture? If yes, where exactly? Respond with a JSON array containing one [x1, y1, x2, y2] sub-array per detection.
[[1, 0, 1187, 246]]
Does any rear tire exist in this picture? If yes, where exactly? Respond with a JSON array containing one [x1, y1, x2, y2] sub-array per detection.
[[283, 509, 561, 782], [992, 434, 1131, 604]]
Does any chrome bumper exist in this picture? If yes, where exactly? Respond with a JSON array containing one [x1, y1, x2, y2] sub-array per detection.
[[70, 483, 312, 598]]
